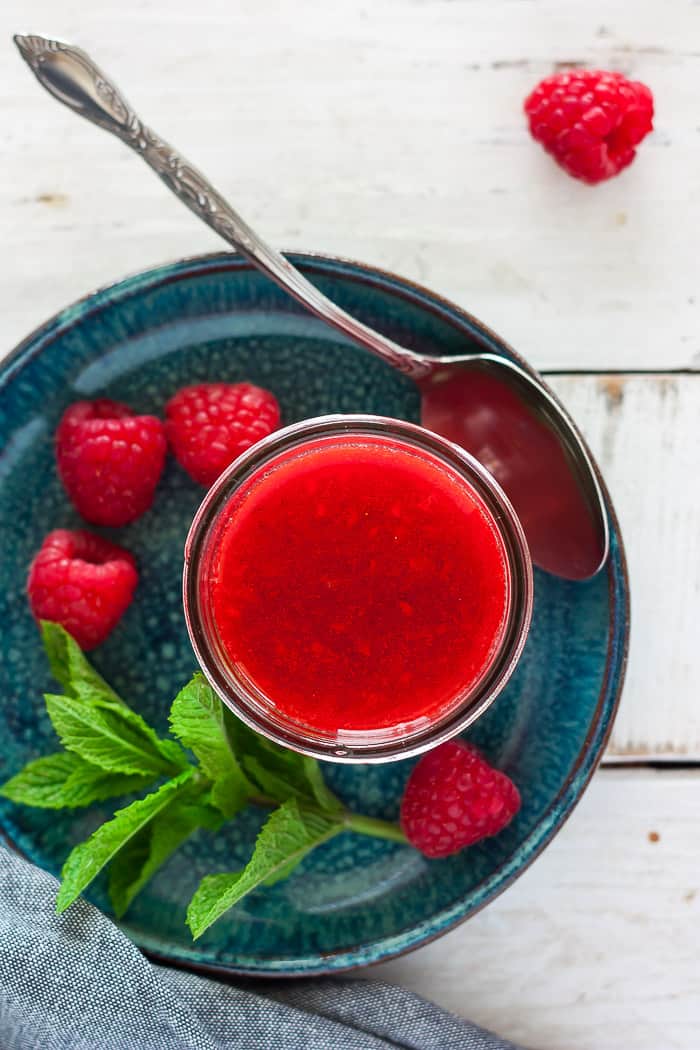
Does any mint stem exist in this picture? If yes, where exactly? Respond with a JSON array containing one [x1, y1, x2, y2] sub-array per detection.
[[343, 811, 409, 844], [249, 794, 407, 845]]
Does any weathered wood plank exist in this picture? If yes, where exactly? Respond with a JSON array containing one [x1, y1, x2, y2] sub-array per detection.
[[375, 768, 700, 1050], [1, 0, 699, 371], [547, 373, 700, 761]]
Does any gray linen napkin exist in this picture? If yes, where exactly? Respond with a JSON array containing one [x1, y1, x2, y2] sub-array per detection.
[[0, 845, 527, 1050]]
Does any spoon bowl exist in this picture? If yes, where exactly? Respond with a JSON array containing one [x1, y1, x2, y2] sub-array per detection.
[[419, 354, 608, 579]]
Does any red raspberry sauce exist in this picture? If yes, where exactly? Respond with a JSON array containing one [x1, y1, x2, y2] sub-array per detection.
[[207, 436, 509, 733]]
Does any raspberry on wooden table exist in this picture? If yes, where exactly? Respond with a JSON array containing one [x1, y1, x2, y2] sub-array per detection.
[[26, 530, 138, 650], [400, 740, 521, 858], [165, 382, 281, 487], [524, 70, 654, 184], [56, 399, 167, 526]]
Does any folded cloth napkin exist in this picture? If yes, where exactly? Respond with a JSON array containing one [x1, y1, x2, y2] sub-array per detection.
[[0, 845, 528, 1050]]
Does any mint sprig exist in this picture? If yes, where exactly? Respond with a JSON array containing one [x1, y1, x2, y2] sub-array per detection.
[[0, 623, 408, 936]]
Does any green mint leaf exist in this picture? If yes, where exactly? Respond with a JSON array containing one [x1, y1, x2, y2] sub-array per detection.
[[64, 684, 191, 772], [59, 761, 157, 807], [209, 771, 249, 820], [0, 752, 155, 810], [1, 753, 80, 807], [300, 756, 344, 814], [169, 675, 252, 817], [45, 693, 188, 777], [242, 743, 342, 812], [186, 799, 342, 938], [41, 621, 122, 705], [220, 704, 260, 757], [239, 757, 304, 805], [56, 768, 194, 914], [240, 754, 342, 814], [262, 854, 304, 888], [108, 780, 223, 917], [221, 705, 341, 812], [168, 674, 245, 780], [41, 622, 187, 773]]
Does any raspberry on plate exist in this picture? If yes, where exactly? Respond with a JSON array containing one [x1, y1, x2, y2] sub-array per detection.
[[56, 399, 167, 527], [524, 70, 654, 184], [165, 382, 281, 487], [27, 529, 138, 650], [400, 739, 520, 858]]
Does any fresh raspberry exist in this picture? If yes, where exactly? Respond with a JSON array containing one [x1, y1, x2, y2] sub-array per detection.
[[165, 382, 281, 487], [400, 740, 520, 858], [56, 400, 167, 526], [27, 529, 138, 650], [524, 70, 654, 184]]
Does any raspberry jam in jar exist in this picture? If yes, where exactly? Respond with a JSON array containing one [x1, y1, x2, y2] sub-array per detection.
[[184, 416, 532, 762]]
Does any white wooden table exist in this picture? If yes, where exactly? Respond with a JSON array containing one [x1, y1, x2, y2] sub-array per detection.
[[2, 3, 698, 1047]]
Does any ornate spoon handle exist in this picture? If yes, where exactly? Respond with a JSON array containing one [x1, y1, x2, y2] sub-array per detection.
[[15, 34, 431, 381]]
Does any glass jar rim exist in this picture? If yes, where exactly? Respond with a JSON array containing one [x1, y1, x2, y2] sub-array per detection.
[[183, 414, 533, 763]]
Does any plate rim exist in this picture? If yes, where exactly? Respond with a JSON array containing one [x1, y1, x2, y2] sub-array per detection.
[[0, 249, 629, 976]]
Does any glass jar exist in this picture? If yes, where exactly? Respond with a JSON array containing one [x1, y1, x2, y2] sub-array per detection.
[[184, 415, 533, 763]]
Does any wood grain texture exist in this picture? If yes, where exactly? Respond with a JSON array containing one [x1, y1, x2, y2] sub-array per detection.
[[547, 373, 700, 760], [375, 768, 700, 1050], [1, 0, 699, 371]]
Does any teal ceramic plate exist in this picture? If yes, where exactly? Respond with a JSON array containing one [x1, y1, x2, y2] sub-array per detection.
[[0, 252, 628, 976]]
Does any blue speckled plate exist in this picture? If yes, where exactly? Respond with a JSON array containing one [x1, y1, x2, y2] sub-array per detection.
[[0, 252, 628, 976]]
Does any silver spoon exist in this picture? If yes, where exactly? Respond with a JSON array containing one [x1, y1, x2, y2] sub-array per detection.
[[14, 33, 608, 580]]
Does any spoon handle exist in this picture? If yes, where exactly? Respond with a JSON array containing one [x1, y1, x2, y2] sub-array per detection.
[[14, 34, 431, 381]]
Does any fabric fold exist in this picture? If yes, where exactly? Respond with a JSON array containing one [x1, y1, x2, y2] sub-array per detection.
[[0, 845, 527, 1050]]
